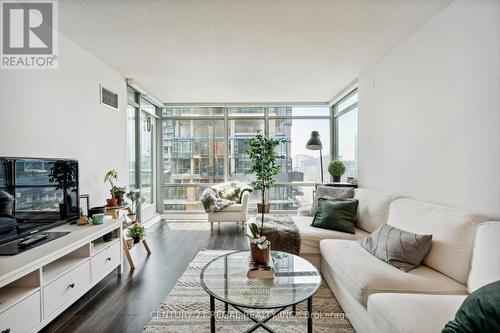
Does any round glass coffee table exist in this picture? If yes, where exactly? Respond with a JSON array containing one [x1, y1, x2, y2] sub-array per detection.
[[200, 250, 321, 333]]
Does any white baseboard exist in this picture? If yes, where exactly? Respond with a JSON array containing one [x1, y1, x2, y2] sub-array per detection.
[[143, 214, 162, 229]]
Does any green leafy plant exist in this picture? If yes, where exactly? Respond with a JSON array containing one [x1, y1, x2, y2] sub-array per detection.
[[247, 130, 286, 232], [328, 160, 346, 177], [127, 223, 145, 239], [104, 169, 118, 198], [111, 186, 126, 197], [247, 222, 271, 250]]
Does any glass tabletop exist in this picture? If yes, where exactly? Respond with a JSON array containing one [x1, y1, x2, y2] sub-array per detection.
[[200, 251, 321, 309]]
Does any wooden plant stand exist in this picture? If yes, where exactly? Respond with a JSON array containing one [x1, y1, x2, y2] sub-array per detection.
[[105, 206, 151, 269]]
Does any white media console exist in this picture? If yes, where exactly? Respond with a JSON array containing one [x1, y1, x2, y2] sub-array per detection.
[[0, 219, 123, 333]]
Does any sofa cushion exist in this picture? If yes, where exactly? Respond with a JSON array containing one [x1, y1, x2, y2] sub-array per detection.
[[311, 199, 358, 234], [320, 239, 467, 307], [368, 293, 466, 333], [215, 204, 242, 212], [358, 224, 432, 272], [294, 216, 368, 255], [310, 186, 354, 215], [353, 188, 398, 233], [443, 280, 500, 333], [387, 199, 487, 285], [468, 221, 500, 293]]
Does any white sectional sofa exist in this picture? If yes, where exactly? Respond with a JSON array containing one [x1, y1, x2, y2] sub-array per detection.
[[294, 188, 398, 268], [292, 187, 499, 333], [367, 221, 500, 333]]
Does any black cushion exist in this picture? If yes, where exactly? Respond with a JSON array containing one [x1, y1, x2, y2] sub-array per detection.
[[442, 280, 500, 333], [311, 198, 358, 234]]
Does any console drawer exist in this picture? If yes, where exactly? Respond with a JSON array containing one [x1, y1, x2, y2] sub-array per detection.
[[91, 240, 120, 282], [43, 261, 90, 318], [0, 291, 40, 333]]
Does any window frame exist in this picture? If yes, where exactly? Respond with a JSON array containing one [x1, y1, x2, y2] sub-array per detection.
[[161, 104, 332, 213], [127, 86, 163, 220], [332, 89, 359, 180]]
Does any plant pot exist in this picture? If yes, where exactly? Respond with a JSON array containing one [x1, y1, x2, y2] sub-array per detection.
[[257, 203, 270, 214], [116, 193, 124, 206], [133, 236, 141, 244], [333, 175, 341, 182], [127, 213, 137, 223], [250, 243, 270, 265], [106, 198, 118, 207], [125, 238, 134, 249]]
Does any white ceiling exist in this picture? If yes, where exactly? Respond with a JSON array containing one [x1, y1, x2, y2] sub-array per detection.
[[60, 0, 451, 103]]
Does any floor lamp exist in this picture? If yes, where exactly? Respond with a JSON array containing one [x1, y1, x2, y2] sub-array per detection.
[[306, 131, 324, 183]]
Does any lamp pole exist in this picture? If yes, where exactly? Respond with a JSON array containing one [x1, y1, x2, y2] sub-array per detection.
[[319, 148, 323, 183], [306, 131, 324, 184]]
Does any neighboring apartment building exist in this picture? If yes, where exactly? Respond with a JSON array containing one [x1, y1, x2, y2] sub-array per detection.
[[162, 107, 309, 211]]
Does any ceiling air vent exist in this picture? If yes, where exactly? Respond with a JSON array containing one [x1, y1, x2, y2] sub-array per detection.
[[100, 85, 119, 110]]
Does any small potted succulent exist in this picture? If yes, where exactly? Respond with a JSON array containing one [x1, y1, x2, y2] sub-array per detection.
[[127, 223, 145, 244], [104, 169, 119, 207], [328, 160, 346, 182], [247, 222, 271, 265]]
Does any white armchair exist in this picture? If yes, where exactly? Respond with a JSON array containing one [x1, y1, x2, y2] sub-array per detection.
[[208, 191, 250, 231]]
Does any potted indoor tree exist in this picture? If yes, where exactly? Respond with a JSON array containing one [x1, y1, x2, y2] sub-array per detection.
[[104, 169, 118, 207], [246, 130, 286, 264], [328, 160, 346, 182]]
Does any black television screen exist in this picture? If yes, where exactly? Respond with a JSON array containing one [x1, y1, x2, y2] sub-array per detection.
[[0, 157, 79, 245]]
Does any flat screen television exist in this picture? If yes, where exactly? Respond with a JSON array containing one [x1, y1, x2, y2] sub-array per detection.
[[0, 157, 79, 245]]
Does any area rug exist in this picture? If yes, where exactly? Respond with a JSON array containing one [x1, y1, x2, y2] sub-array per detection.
[[145, 250, 354, 332]]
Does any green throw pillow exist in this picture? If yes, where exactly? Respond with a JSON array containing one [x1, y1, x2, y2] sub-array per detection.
[[442, 280, 500, 333], [311, 198, 358, 234]]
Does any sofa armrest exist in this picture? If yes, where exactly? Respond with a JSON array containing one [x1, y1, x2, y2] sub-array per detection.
[[241, 191, 250, 210], [297, 208, 313, 217]]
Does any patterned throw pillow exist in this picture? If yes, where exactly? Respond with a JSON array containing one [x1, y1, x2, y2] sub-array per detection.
[[358, 224, 432, 272]]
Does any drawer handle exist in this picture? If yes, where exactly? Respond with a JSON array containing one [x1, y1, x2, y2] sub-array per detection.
[[68, 283, 75, 288], [106, 257, 112, 261], [2, 329, 11, 333]]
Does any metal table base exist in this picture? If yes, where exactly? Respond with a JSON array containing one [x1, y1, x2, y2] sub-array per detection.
[[209, 295, 313, 333]]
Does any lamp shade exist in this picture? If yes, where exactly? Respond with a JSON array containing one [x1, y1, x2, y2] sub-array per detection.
[[306, 131, 322, 150]]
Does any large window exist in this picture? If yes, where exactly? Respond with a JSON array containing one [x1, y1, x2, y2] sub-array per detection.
[[333, 90, 358, 180], [127, 88, 161, 221], [162, 106, 331, 212]]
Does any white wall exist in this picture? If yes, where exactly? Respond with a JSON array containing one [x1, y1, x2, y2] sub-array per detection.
[[358, 0, 500, 219], [0, 34, 128, 207]]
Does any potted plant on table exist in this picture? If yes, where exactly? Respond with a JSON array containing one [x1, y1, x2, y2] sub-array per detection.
[[125, 189, 145, 223], [112, 186, 127, 206], [127, 223, 145, 244], [247, 222, 271, 265], [246, 130, 286, 264], [104, 169, 119, 207], [328, 160, 346, 182]]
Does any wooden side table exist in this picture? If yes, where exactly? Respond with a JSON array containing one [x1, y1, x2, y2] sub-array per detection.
[[105, 206, 151, 269]]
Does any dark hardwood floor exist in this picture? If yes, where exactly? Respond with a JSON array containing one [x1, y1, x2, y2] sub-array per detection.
[[40, 221, 248, 333]]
